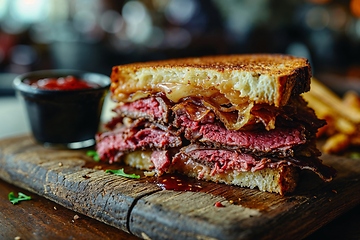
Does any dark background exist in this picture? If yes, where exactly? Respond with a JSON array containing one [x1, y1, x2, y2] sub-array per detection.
[[1, 0, 360, 95]]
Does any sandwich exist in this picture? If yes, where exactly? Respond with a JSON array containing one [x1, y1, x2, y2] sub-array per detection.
[[95, 54, 336, 195]]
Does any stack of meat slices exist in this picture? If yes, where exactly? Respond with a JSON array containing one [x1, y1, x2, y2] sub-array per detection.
[[96, 94, 335, 194]]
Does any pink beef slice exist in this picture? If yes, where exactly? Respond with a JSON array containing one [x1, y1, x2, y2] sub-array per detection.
[[172, 144, 336, 182], [198, 123, 306, 152], [176, 114, 307, 153], [172, 145, 272, 174], [113, 96, 170, 123], [151, 150, 172, 175], [96, 124, 182, 163]]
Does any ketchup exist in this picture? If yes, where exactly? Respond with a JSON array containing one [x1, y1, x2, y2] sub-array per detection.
[[26, 76, 100, 90]]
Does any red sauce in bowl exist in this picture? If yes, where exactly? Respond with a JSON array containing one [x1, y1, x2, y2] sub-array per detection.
[[26, 76, 100, 90]]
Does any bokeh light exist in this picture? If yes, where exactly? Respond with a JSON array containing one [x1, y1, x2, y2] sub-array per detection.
[[165, 0, 197, 25], [305, 6, 330, 30], [0, 0, 359, 77], [122, 0, 152, 44], [10, 0, 49, 24], [100, 10, 124, 34], [350, 0, 360, 17], [10, 45, 37, 66]]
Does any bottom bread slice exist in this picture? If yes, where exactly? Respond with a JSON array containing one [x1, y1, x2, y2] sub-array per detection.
[[123, 150, 299, 195]]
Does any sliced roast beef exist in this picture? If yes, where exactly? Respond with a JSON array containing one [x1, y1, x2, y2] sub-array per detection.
[[113, 95, 171, 123], [174, 113, 307, 156], [96, 94, 335, 181], [151, 150, 171, 175], [276, 96, 326, 133], [172, 144, 335, 181], [96, 120, 182, 163], [173, 144, 272, 173]]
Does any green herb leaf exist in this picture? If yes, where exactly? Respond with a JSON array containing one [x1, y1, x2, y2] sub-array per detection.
[[86, 150, 100, 162], [349, 152, 360, 160], [105, 168, 140, 179], [8, 192, 32, 205]]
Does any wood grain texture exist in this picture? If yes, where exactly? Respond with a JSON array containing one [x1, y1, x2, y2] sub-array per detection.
[[0, 179, 139, 240], [129, 162, 360, 240], [0, 135, 360, 240], [0, 135, 161, 234]]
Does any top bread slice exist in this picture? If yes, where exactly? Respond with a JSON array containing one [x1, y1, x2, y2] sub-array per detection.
[[110, 54, 311, 107]]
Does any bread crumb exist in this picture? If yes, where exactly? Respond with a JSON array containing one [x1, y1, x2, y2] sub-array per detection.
[[14, 237, 21, 240], [144, 171, 155, 177], [73, 214, 80, 220], [54, 206, 57, 210], [58, 162, 63, 167], [141, 232, 152, 240]]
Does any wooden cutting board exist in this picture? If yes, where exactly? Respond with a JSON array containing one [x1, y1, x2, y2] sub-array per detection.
[[1, 135, 360, 240]]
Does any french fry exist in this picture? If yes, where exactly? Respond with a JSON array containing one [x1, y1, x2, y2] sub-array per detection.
[[343, 91, 360, 109], [322, 133, 351, 154], [310, 78, 360, 124], [303, 91, 334, 119], [305, 77, 360, 154], [333, 117, 357, 135]]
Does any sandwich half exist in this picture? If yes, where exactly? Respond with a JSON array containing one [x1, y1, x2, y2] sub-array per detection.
[[96, 54, 336, 195]]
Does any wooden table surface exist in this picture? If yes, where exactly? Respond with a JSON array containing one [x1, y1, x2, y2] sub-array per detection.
[[1, 177, 360, 240], [0, 178, 140, 240]]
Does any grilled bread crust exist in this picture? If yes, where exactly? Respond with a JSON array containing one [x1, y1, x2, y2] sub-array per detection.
[[171, 159, 299, 195], [110, 54, 311, 107], [123, 150, 299, 195]]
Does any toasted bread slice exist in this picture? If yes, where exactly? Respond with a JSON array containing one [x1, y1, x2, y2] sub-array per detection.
[[111, 54, 311, 108], [123, 150, 299, 195], [170, 155, 299, 195]]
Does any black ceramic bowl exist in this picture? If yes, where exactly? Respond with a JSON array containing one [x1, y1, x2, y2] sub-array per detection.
[[13, 70, 110, 149]]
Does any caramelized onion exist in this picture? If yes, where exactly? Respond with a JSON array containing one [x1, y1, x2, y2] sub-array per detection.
[[172, 100, 213, 122], [118, 85, 281, 130], [201, 97, 255, 130], [251, 104, 278, 130], [157, 83, 219, 103], [125, 91, 151, 102], [172, 96, 281, 131]]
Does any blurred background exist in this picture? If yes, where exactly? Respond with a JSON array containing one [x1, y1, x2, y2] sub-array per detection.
[[0, 0, 359, 137], [0, 0, 360, 95]]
